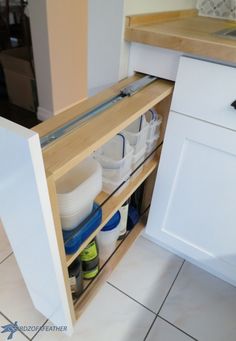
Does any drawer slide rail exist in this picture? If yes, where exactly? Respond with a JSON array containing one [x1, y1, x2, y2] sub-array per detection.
[[40, 75, 157, 148]]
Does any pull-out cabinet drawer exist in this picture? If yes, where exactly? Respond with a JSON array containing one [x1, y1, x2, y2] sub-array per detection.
[[0, 75, 173, 334]]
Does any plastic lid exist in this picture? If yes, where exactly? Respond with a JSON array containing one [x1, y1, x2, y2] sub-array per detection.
[[102, 211, 121, 231]]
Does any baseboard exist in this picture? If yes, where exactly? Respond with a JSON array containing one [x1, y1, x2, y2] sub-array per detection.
[[37, 97, 87, 122], [37, 107, 54, 121]]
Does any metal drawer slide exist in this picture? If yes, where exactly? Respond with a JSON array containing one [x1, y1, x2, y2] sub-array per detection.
[[40, 75, 157, 148]]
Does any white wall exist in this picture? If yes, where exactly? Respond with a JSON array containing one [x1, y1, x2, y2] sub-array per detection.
[[88, 0, 124, 95]]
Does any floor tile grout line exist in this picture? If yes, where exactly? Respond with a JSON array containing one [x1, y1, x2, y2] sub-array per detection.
[[107, 281, 156, 315], [158, 315, 199, 341], [143, 259, 185, 341], [143, 314, 158, 341], [157, 260, 185, 315], [0, 310, 31, 341], [0, 255, 48, 340], [0, 252, 13, 265], [30, 319, 49, 341]]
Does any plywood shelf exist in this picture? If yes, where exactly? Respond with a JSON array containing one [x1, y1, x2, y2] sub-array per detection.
[[66, 153, 160, 267]]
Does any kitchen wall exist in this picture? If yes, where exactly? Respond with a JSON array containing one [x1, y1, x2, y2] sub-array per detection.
[[125, 0, 197, 15], [88, 0, 124, 96], [197, 0, 236, 20]]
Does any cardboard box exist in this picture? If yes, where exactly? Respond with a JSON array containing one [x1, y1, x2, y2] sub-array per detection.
[[1, 47, 38, 112]]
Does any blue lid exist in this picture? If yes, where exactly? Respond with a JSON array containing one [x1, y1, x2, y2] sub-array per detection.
[[102, 211, 121, 231], [63, 202, 102, 254]]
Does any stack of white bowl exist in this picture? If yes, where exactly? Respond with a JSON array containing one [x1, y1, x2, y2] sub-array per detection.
[[56, 157, 102, 231]]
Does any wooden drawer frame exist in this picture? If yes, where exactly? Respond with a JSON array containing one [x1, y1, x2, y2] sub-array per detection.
[[32, 75, 173, 325]]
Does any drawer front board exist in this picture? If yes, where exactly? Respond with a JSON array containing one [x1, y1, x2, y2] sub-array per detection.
[[171, 56, 236, 130]]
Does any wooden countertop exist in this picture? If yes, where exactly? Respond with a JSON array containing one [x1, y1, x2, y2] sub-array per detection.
[[125, 10, 236, 64]]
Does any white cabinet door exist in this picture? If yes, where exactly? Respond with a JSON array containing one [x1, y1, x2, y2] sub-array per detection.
[[146, 111, 236, 285], [0, 118, 74, 334]]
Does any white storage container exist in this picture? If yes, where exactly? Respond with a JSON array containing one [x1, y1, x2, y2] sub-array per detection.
[[123, 115, 149, 153], [97, 211, 121, 262], [146, 133, 160, 160], [145, 109, 162, 141], [60, 207, 93, 231], [94, 134, 133, 180], [95, 134, 133, 195], [56, 157, 102, 230], [102, 173, 130, 196], [131, 146, 146, 178]]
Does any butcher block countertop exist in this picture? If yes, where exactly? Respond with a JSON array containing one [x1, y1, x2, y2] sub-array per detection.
[[125, 9, 236, 64]]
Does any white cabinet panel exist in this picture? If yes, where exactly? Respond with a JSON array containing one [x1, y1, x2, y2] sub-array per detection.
[[146, 112, 236, 285], [171, 56, 236, 130], [0, 118, 73, 334]]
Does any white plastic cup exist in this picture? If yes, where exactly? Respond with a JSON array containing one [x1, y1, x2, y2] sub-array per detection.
[[123, 115, 149, 153], [145, 109, 162, 141]]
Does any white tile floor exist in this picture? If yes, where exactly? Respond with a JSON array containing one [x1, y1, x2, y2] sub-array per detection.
[[0, 219, 12, 264], [1, 223, 236, 341]]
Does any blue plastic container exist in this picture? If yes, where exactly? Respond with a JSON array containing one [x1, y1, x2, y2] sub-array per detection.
[[127, 205, 139, 231], [63, 203, 102, 254]]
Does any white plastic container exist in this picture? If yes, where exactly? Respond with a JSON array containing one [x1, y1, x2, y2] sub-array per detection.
[[118, 201, 129, 239], [145, 109, 162, 141], [123, 116, 149, 154], [95, 134, 133, 194], [94, 134, 133, 180], [56, 157, 102, 230], [146, 133, 160, 160], [102, 173, 130, 196], [131, 146, 146, 178], [97, 211, 121, 262], [60, 206, 93, 231]]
